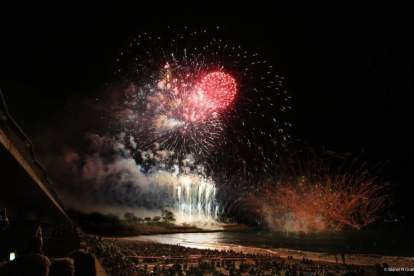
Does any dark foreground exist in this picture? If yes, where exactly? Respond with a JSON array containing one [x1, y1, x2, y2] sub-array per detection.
[[88, 237, 412, 276]]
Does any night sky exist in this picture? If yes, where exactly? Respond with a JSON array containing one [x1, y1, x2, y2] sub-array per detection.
[[1, 3, 413, 223]]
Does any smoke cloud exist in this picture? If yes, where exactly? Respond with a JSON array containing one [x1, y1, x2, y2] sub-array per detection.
[[32, 86, 220, 224]]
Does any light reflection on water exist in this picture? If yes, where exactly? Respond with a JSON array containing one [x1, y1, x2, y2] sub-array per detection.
[[132, 230, 414, 257]]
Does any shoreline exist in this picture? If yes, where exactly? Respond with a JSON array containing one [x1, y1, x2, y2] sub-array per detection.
[[96, 223, 255, 237], [106, 234, 414, 268], [103, 237, 380, 275]]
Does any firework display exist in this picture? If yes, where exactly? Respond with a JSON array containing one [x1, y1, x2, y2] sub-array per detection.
[[102, 27, 292, 225], [102, 27, 390, 231], [246, 148, 390, 232], [113, 27, 291, 163]]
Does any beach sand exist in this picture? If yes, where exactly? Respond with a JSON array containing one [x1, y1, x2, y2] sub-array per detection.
[[107, 235, 413, 273]]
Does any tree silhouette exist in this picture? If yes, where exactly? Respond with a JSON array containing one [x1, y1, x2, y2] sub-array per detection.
[[124, 212, 138, 223], [162, 209, 176, 223]]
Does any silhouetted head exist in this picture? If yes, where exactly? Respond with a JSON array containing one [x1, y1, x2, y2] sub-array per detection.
[[50, 258, 75, 276], [25, 236, 43, 254], [7, 253, 50, 276], [68, 249, 96, 276]]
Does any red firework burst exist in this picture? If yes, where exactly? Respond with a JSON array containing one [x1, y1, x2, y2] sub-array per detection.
[[195, 71, 237, 110]]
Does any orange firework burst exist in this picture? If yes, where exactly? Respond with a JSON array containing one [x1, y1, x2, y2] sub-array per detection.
[[247, 148, 390, 232]]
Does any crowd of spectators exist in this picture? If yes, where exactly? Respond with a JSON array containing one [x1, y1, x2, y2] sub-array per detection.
[[0, 232, 96, 276], [87, 236, 377, 276], [0, 233, 402, 276]]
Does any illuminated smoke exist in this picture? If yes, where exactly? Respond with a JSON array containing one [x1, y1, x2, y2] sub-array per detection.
[[57, 133, 220, 225]]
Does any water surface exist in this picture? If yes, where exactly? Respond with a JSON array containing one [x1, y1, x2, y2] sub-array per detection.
[[130, 230, 414, 260]]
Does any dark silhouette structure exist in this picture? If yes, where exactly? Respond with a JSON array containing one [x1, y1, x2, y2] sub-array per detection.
[[0, 88, 73, 261]]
